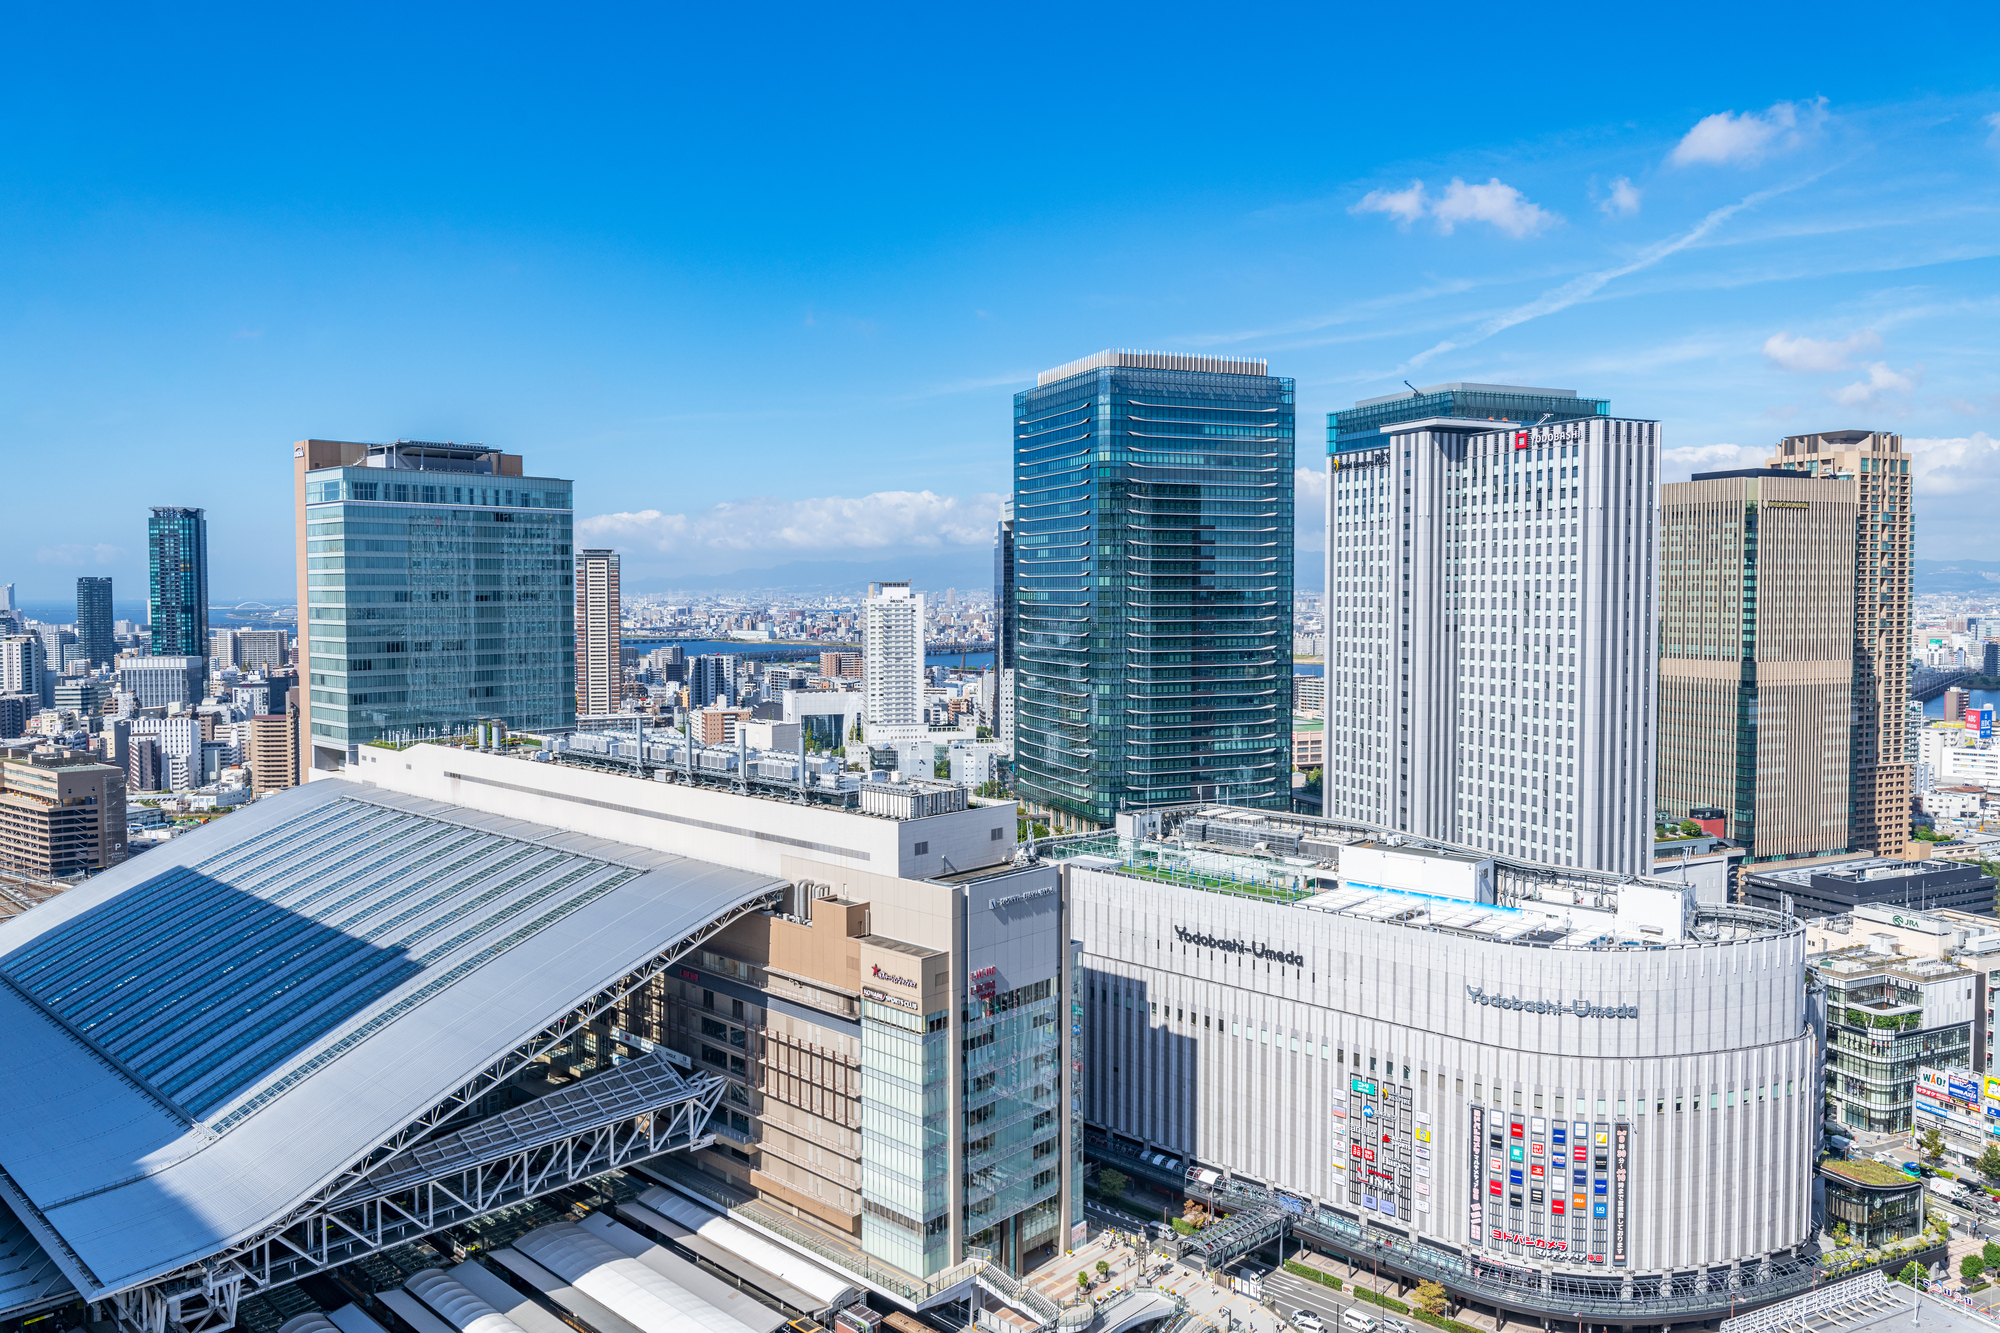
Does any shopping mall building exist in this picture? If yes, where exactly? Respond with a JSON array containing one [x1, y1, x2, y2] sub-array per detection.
[[1047, 805, 1820, 1328]]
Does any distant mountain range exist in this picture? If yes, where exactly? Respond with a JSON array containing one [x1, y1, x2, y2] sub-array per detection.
[[624, 554, 995, 597], [1915, 560, 2000, 595]]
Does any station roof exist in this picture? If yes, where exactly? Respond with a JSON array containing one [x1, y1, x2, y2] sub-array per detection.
[[0, 779, 784, 1304]]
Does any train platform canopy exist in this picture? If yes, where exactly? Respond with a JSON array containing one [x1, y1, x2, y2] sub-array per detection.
[[0, 778, 786, 1310]]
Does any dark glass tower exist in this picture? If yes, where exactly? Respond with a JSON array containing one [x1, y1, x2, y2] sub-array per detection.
[[993, 499, 1016, 671], [76, 577, 114, 667], [147, 507, 209, 657], [1012, 350, 1294, 828]]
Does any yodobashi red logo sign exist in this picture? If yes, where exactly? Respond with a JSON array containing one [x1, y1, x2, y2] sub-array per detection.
[[870, 963, 917, 989], [1492, 1229, 1567, 1251], [970, 964, 998, 999], [677, 968, 700, 983], [1515, 431, 1531, 450]]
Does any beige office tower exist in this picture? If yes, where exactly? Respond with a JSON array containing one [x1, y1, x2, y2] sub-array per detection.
[[1767, 431, 1913, 857], [574, 548, 622, 717], [1657, 471, 1857, 860]]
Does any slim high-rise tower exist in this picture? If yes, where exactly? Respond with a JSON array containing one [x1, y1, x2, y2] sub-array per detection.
[[574, 549, 622, 717], [1012, 350, 1293, 830], [863, 580, 925, 737], [76, 577, 114, 668], [294, 440, 575, 774], [1325, 386, 1657, 874], [1657, 470, 1856, 860], [1763, 429, 1913, 856], [147, 507, 208, 658]]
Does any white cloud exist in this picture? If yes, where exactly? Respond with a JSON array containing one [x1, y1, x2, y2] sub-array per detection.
[[34, 543, 123, 566], [581, 489, 1003, 559], [1908, 433, 2000, 494], [1829, 361, 1919, 408], [1670, 97, 1828, 167], [1661, 443, 1767, 478], [1761, 327, 1881, 372], [1350, 177, 1555, 238], [1351, 180, 1427, 228], [1987, 112, 2000, 150], [1600, 177, 1641, 218], [1431, 178, 1558, 238]]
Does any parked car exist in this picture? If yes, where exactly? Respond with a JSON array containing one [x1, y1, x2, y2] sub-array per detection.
[[1293, 1312, 1326, 1332]]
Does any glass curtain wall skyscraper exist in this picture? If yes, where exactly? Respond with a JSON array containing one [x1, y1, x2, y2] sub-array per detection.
[[1012, 350, 1293, 830], [993, 500, 1016, 748], [294, 440, 575, 773], [76, 577, 114, 667], [147, 507, 208, 657]]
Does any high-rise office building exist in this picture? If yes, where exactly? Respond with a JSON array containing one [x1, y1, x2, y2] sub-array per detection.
[[147, 507, 208, 658], [686, 654, 738, 708], [1012, 351, 1294, 830], [207, 627, 237, 669], [1324, 388, 1657, 874], [248, 709, 299, 793], [574, 548, 622, 717], [294, 439, 576, 774], [863, 580, 925, 737], [1764, 429, 1913, 856], [1657, 470, 1857, 860], [0, 636, 48, 709], [76, 577, 113, 668], [993, 500, 1016, 749]]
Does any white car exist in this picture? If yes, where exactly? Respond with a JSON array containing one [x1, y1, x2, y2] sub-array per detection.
[[1340, 1310, 1378, 1333], [1293, 1312, 1326, 1332]]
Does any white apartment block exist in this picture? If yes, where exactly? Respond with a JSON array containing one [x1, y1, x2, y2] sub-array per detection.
[[863, 580, 925, 738], [1325, 413, 1658, 875]]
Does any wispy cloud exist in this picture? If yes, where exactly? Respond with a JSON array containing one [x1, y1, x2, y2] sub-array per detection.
[[1351, 177, 1557, 238], [1402, 180, 1799, 370], [1351, 180, 1427, 228], [1761, 328, 1881, 371], [1829, 361, 1920, 408], [1670, 97, 1829, 167], [35, 543, 123, 566], [1986, 113, 2000, 150], [1599, 177, 1641, 218], [582, 489, 1004, 558]]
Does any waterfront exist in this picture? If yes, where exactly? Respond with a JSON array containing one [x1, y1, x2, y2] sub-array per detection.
[[623, 636, 993, 670]]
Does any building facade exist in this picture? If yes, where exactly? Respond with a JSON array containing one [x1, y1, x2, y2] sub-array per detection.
[[1812, 945, 1974, 1133], [1764, 431, 1912, 857], [863, 581, 925, 737], [293, 439, 576, 773], [575, 548, 622, 717], [1657, 471, 1856, 861], [351, 741, 1082, 1284], [118, 655, 205, 711], [688, 654, 740, 709], [1325, 402, 1658, 875], [0, 751, 128, 879], [1, 636, 49, 708], [1054, 805, 1813, 1324], [76, 576, 114, 668], [1012, 350, 1294, 830], [1745, 856, 1997, 918], [993, 500, 1016, 750], [248, 710, 299, 794], [147, 506, 209, 658]]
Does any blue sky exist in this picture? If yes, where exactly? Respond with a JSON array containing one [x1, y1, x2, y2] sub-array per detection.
[[2, 2, 1997, 602]]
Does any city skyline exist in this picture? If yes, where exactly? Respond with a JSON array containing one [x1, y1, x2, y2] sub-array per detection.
[[0, 8, 1995, 598]]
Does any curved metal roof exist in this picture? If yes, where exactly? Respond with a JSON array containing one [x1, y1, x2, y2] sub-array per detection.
[[0, 779, 785, 1303]]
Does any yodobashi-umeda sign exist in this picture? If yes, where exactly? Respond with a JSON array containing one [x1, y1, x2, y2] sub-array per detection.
[[1174, 926, 1304, 967], [1466, 985, 1637, 1019]]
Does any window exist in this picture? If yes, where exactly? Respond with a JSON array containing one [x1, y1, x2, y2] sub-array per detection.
[[990, 828, 1004, 841], [913, 841, 929, 855]]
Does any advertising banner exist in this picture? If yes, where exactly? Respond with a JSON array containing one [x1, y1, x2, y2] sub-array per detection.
[[1469, 1104, 1484, 1236], [1613, 1123, 1630, 1267]]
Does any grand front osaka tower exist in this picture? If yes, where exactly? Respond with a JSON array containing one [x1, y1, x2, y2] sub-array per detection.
[[1010, 350, 1293, 831]]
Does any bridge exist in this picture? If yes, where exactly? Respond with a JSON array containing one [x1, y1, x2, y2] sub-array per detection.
[[1912, 667, 1976, 702]]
